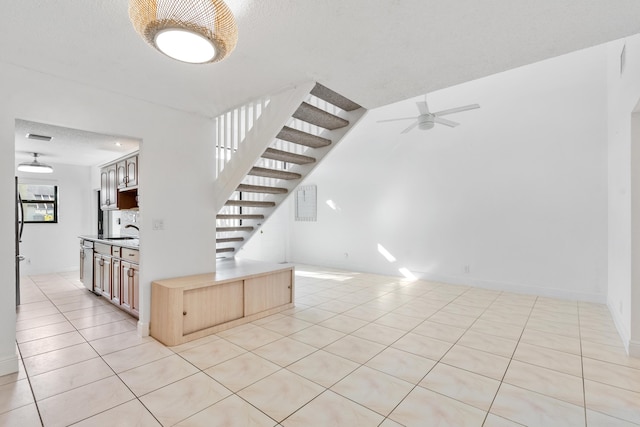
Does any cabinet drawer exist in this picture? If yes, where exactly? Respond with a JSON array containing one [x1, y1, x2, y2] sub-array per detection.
[[94, 243, 112, 255], [112, 246, 121, 258], [121, 248, 139, 263]]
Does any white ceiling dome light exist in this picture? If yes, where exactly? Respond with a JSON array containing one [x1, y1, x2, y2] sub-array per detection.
[[18, 153, 54, 174], [129, 0, 238, 64]]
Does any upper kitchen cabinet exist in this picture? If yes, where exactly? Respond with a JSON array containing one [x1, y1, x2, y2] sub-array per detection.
[[100, 164, 118, 210], [101, 152, 138, 211], [117, 155, 138, 189]]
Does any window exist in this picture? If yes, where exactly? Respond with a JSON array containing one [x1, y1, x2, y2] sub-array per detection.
[[18, 183, 58, 223]]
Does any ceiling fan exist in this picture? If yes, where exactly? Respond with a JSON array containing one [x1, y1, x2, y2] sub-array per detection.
[[378, 96, 480, 134]]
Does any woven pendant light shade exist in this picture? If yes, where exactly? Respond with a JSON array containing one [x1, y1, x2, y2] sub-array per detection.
[[129, 0, 238, 64]]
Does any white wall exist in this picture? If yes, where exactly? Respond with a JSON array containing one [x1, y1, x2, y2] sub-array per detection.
[[606, 34, 640, 355], [15, 162, 93, 275], [0, 62, 217, 375], [285, 45, 609, 302]]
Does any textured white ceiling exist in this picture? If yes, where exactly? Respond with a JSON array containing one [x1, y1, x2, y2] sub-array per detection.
[[15, 120, 139, 166], [2, 0, 639, 120]]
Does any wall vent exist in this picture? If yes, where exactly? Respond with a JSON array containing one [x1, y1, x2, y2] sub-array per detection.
[[26, 133, 53, 142]]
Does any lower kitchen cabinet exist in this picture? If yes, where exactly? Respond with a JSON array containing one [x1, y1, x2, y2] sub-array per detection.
[[85, 239, 139, 318], [121, 261, 139, 317], [112, 258, 121, 305], [93, 253, 112, 298]]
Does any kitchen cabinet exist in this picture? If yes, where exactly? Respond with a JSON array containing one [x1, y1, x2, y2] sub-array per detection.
[[111, 258, 121, 305], [81, 238, 139, 318], [100, 153, 138, 210], [100, 164, 117, 210], [117, 155, 138, 189], [93, 242, 113, 298], [151, 261, 294, 346], [121, 260, 139, 317], [93, 253, 112, 298]]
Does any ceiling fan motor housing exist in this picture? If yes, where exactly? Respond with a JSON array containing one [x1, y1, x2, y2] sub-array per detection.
[[418, 115, 435, 130]]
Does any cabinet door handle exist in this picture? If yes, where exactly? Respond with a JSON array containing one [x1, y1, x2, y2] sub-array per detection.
[[183, 311, 187, 316]]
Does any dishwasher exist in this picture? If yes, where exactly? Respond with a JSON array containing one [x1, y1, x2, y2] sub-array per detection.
[[80, 239, 94, 291]]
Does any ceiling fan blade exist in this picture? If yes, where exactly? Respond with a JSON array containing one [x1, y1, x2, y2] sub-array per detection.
[[377, 116, 418, 123], [433, 104, 480, 117], [434, 117, 459, 127], [401, 121, 419, 134], [416, 100, 430, 115]]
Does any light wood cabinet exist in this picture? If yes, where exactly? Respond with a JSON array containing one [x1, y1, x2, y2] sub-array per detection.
[[245, 270, 292, 316], [183, 281, 244, 335], [151, 261, 294, 346]]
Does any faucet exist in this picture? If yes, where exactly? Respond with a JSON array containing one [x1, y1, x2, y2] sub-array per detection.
[[124, 224, 139, 231]]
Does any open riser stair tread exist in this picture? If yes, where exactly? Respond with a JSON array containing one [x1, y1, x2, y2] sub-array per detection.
[[217, 226, 254, 232], [292, 102, 349, 130], [225, 200, 276, 208], [249, 166, 301, 180], [262, 147, 316, 164], [311, 83, 362, 111], [216, 247, 235, 253], [276, 126, 332, 149], [217, 214, 265, 220], [216, 237, 244, 243], [236, 184, 288, 194]]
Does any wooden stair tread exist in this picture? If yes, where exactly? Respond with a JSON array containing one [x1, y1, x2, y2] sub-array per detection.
[[262, 147, 316, 165], [276, 127, 331, 149], [237, 184, 288, 194], [311, 83, 361, 111], [225, 200, 276, 208], [249, 167, 301, 180], [217, 226, 254, 232], [217, 214, 264, 220], [293, 102, 349, 130], [216, 247, 235, 253]]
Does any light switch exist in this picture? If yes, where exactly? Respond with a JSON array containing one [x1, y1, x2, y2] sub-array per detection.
[[152, 219, 164, 230]]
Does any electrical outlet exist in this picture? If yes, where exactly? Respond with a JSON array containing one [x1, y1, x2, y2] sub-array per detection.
[[152, 219, 164, 231], [26, 258, 31, 265]]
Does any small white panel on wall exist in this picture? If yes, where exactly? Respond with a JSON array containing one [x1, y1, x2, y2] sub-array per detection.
[[295, 185, 317, 222]]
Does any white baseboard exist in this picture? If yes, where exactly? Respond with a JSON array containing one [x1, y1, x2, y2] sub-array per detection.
[[137, 321, 149, 337], [416, 271, 607, 303], [607, 298, 631, 353], [0, 353, 19, 377]]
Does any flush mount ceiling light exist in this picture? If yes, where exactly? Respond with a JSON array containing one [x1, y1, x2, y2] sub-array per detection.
[[18, 153, 54, 174], [129, 0, 238, 64]]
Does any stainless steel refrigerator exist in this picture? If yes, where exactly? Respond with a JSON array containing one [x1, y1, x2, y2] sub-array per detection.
[[15, 177, 24, 306]]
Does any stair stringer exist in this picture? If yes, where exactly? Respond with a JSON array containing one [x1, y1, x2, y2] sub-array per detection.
[[214, 81, 316, 210], [222, 106, 368, 256]]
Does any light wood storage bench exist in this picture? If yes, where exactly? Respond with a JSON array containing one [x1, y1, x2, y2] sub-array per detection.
[[150, 259, 294, 346]]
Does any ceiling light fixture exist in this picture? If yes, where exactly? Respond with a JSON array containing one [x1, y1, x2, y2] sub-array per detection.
[[129, 0, 238, 64], [17, 153, 54, 174]]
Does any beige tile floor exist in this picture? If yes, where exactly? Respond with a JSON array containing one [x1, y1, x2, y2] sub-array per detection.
[[2, 267, 640, 426]]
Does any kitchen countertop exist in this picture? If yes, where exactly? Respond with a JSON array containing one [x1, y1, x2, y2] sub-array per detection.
[[80, 235, 140, 249]]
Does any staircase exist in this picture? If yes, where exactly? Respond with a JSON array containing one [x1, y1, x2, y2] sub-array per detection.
[[214, 83, 365, 257]]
